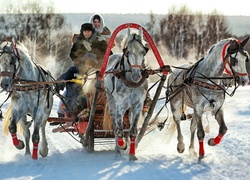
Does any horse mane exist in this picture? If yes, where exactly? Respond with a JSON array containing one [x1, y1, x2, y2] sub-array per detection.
[[120, 29, 146, 49], [15, 41, 32, 60], [0, 41, 32, 61], [206, 37, 237, 55]]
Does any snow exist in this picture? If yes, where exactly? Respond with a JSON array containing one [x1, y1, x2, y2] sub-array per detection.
[[0, 85, 250, 180]]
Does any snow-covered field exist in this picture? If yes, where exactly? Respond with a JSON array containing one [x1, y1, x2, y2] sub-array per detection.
[[0, 85, 250, 180]]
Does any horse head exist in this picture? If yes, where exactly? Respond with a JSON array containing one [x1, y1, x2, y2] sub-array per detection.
[[0, 41, 21, 91], [224, 37, 249, 86], [121, 27, 148, 83]]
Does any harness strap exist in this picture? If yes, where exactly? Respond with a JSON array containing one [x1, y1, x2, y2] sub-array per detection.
[[118, 69, 148, 88], [0, 71, 14, 77]]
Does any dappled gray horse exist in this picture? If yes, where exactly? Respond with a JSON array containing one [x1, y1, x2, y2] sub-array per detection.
[[104, 27, 148, 161], [167, 37, 249, 161], [0, 41, 54, 159]]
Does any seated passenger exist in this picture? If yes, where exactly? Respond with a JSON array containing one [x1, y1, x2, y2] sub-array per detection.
[[89, 14, 111, 42]]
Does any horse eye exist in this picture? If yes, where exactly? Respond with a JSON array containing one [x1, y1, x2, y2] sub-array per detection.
[[230, 56, 237, 66], [9, 57, 15, 65], [141, 50, 146, 56], [125, 51, 129, 57]]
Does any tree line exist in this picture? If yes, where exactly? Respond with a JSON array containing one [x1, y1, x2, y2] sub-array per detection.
[[145, 5, 250, 60], [0, 2, 249, 77]]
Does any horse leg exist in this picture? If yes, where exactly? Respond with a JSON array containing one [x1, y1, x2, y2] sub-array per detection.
[[115, 111, 127, 150], [31, 125, 40, 160], [172, 110, 185, 153], [9, 118, 25, 150], [19, 116, 31, 155], [189, 117, 197, 157], [116, 121, 127, 151], [208, 108, 227, 146], [128, 111, 140, 161], [194, 110, 205, 161], [39, 120, 49, 158]]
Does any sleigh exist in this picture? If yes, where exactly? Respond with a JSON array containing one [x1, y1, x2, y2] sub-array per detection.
[[47, 23, 171, 153]]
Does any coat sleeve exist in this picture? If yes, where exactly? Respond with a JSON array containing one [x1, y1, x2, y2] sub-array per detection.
[[69, 38, 88, 62], [57, 66, 78, 81]]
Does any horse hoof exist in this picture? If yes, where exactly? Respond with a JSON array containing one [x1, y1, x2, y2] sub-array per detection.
[[129, 154, 138, 161], [198, 154, 205, 162], [189, 148, 197, 157], [39, 148, 49, 157], [177, 147, 185, 153], [15, 140, 25, 150], [81, 139, 88, 148], [208, 138, 216, 146], [118, 141, 127, 150]]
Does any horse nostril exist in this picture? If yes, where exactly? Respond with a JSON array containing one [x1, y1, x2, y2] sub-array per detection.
[[5, 84, 9, 89], [0, 82, 9, 90]]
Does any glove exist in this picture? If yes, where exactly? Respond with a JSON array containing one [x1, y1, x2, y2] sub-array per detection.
[[55, 82, 65, 93], [82, 40, 91, 51], [98, 36, 106, 41]]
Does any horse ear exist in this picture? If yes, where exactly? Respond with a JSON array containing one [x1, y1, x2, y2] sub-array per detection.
[[240, 36, 249, 47], [228, 39, 238, 53], [144, 46, 149, 54], [127, 28, 131, 36], [138, 27, 143, 38]]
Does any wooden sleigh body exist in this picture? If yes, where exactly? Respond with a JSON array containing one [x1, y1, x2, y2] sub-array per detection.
[[47, 89, 130, 138]]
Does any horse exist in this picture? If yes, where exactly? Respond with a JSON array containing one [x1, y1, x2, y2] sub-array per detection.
[[103, 27, 149, 161], [0, 41, 54, 160], [166, 37, 249, 161]]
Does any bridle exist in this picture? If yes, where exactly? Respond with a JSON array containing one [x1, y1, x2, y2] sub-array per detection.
[[0, 42, 51, 92], [110, 34, 149, 88], [0, 42, 21, 81], [222, 40, 249, 77], [121, 34, 148, 71]]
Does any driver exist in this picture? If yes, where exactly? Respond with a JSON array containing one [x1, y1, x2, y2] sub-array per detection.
[[51, 23, 108, 123], [70, 23, 108, 75]]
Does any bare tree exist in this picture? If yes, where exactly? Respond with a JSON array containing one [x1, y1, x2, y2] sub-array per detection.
[[159, 5, 195, 59], [148, 6, 231, 61], [0, 0, 71, 71]]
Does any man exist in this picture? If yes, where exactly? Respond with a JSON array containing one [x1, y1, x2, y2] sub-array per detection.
[[70, 23, 108, 75]]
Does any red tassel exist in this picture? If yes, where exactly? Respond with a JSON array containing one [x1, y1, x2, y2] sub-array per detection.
[[118, 137, 124, 147], [11, 134, 19, 146], [32, 143, 39, 160], [214, 134, 223, 144], [129, 137, 136, 155], [199, 138, 204, 155]]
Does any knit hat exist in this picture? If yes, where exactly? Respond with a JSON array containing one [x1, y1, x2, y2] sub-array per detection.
[[93, 14, 101, 22], [81, 23, 95, 32]]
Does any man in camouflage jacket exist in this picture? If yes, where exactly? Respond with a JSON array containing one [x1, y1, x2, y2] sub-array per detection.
[[70, 23, 108, 75]]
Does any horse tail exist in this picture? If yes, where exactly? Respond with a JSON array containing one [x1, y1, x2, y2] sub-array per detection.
[[86, 79, 113, 131], [165, 116, 177, 142], [3, 104, 23, 135], [103, 102, 113, 130], [3, 104, 12, 135]]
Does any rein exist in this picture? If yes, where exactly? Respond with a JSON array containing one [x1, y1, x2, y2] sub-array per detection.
[[105, 34, 151, 88], [171, 65, 238, 97]]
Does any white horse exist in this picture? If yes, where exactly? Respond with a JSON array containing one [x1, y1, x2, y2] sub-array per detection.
[[0, 41, 54, 159], [167, 37, 249, 161], [103, 27, 149, 161]]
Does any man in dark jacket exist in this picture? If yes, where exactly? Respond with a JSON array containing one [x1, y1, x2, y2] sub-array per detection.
[[70, 23, 108, 75]]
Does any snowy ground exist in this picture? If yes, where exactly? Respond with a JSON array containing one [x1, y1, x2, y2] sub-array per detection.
[[0, 85, 250, 180]]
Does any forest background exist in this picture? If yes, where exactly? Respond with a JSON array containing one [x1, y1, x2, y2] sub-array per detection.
[[0, 1, 250, 78]]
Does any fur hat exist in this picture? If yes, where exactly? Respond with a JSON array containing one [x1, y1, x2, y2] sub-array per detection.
[[81, 23, 95, 32]]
